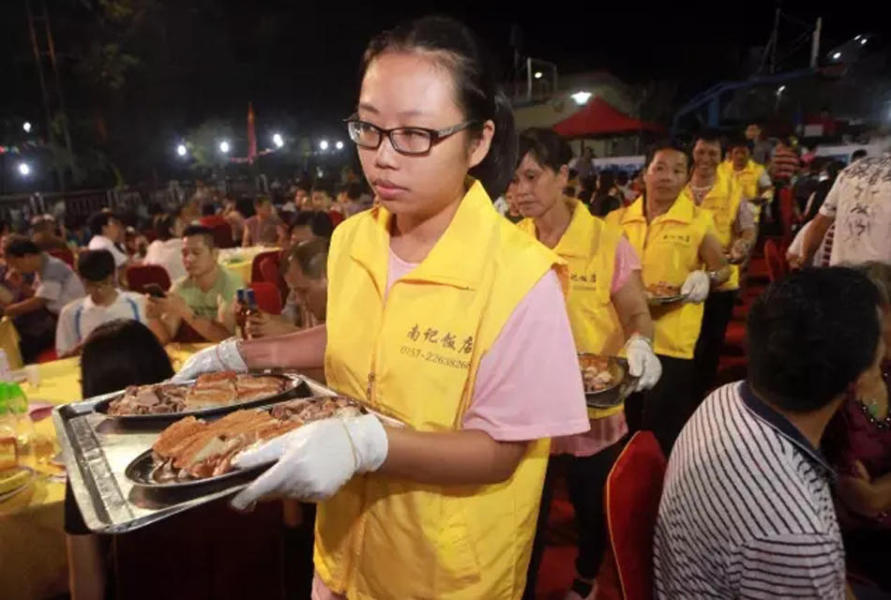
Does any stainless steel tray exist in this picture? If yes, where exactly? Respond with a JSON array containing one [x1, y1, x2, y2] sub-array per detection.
[[53, 373, 338, 534]]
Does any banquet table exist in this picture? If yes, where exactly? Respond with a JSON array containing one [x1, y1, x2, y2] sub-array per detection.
[[217, 246, 278, 283], [0, 343, 208, 600]]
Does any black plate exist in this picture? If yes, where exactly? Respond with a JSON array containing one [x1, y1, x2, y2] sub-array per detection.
[[580, 356, 637, 409], [125, 448, 272, 491], [93, 374, 309, 425]]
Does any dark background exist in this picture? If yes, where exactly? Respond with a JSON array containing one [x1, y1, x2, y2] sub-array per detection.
[[0, 0, 876, 189]]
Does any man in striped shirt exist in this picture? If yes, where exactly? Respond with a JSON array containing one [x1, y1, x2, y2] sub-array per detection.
[[654, 268, 885, 599]]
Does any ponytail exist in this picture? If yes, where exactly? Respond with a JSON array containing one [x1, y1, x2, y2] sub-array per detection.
[[470, 92, 517, 199]]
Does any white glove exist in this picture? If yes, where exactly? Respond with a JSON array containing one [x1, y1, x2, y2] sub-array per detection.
[[171, 338, 248, 383], [681, 270, 711, 304], [230, 414, 388, 509], [624, 334, 662, 392]]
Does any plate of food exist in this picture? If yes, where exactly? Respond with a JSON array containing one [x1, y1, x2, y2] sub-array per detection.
[[645, 281, 686, 306], [93, 371, 307, 424], [579, 354, 634, 408], [125, 396, 364, 490]]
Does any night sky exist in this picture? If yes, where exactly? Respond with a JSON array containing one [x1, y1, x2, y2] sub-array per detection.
[[0, 0, 874, 183]]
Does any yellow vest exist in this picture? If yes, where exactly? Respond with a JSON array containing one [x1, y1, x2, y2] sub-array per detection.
[[605, 195, 714, 359], [518, 200, 624, 419], [682, 170, 742, 292], [319, 180, 568, 599], [718, 159, 768, 223]]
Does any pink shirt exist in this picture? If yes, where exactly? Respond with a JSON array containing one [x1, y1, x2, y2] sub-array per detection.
[[551, 236, 640, 457], [311, 249, 590, 600]]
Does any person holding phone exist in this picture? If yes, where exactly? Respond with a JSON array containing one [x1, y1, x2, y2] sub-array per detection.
[[56, 250, 159, 356], [172, 16, 589, 599]]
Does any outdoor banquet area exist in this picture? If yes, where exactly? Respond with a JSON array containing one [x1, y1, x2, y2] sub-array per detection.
[[2, 4, 891, 600]]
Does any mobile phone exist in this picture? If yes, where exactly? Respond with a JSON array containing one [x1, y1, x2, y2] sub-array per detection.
[[144, 283, 166, 298]]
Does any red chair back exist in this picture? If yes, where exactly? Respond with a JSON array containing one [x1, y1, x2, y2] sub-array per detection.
[[599, 431, 666, 600], [764, 239, 787, 283], [249, 281, 283, 315], [250, 250, 280, 283], [48, 248, 75, 267], [126, 264, 172, 294], [209, 222, 236, 248]]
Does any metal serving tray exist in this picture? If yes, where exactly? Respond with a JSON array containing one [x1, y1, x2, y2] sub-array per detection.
[[53, 373, 337, 534]]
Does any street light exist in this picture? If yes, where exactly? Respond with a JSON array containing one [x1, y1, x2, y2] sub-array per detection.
[[219, 140, 230, 153], [18, 162, 31, 177], [534, 71, 543, 80], [776, 85, 786, 95], [176, 143, 187, 157], [22, 122, 31, 133], [272, 133, 284, 148], [860, 38, 867, 46], [335, 141, 344, 150], [832, 51, 842, 60], [319, 140, 329, 151], [571, 91, 592, 105]]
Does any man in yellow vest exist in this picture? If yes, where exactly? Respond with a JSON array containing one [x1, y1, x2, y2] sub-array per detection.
[[606, 141, 731, 453], [717, 137, 774, 225], [685, 132, 756, 402]]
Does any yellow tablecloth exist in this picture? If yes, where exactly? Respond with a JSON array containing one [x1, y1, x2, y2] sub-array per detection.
[[217, 246, 278, 283], [0, 343, 207, 600], [0, 316, 24, 370]]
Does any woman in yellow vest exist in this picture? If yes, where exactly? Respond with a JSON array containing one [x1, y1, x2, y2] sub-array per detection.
[[512, 128, 661, 600], [175, 16, 589, 599], [605, 141, 730, 453]]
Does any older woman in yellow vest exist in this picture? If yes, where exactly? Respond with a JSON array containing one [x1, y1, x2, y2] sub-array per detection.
[[605, 141, 730, 453], [174, 16, 589, 600], [512, 128, 660, 600]]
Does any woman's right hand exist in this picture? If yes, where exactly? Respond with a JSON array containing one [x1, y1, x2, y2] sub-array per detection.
[[171, 338, 248, 382]]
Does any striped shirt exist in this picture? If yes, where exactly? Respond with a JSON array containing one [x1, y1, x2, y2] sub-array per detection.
[[654, 382, 846, 599]]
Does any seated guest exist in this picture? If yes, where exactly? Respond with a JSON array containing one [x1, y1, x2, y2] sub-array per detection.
[[30, 214, 69, 252], [124, 226, 148, 259], [824, 262, 891, 592], [333, 183, 363, 219], [242, 196, 283, 247], [144, 214, 186, 281], [289, 211, 334, 247], [2, 236, 85, 361], [66, 319, 174, 600], [87, 211, 128, 269], [56, 250, 155, 357], [654, 267, 885, 599], [221, 198, 245, 243], [148, 225, 242, 343], [246, 237, 329, 338]]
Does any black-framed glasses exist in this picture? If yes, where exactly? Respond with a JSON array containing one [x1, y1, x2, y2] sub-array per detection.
[[345, 117, 479, 155]]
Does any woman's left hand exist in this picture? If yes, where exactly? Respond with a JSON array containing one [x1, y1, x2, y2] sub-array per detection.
[[230, 414, 389, 509], [624, 333, 662, 391]]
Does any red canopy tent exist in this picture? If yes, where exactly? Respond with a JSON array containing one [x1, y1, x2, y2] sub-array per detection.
[[553, 97, 665, 138]]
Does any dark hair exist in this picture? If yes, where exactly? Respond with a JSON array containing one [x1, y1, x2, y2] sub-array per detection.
[[727, 136, 750, 151], [4, 235, 41, 257], [156, 214, 178, 242], [288, 237, 330, 280], [201, 203, 216, 216], [80, 320, 174, 398], [88, 211, 117, 237], [309, 211, 334, 238], [645, 139, 690, 169], [597, 170, 617, 193], [694, 128, 722, 149], [77, 250, 115, 282], [345, 183, 363, 201], [616, 171, 629, 186], [852, 149, 868, 162], [747, 267, 881, 413], [182, 224, 216, 249], [516, 128, 573, 172], [361, 15, 517, 198], [311, 180, 334, 197], [253, 196, 272, 207], [292, 211, 315, 229]]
